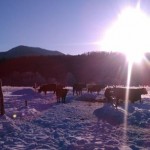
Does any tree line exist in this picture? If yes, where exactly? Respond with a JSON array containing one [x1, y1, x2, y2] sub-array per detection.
[[0, 51, 150, 86]]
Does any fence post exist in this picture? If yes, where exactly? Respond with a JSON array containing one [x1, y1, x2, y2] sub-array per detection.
[[25, 100, 28, 107], [0, 79, 5, 115]]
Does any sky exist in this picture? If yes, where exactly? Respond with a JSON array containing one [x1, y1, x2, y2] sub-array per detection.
[[1, 0, 150, 55]]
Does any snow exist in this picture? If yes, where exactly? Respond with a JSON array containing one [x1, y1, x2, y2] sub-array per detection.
[[0, 86, 150, 149]]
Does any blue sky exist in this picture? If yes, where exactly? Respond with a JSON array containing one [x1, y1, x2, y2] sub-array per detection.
[[1, 0, 150, 55]]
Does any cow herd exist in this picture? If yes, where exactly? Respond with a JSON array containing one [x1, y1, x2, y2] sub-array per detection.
[[34, 83, 148, 107], [34, 83, 107, 103], [72, 83, 106, 95]]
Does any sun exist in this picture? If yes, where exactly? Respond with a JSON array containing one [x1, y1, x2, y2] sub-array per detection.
[[100, 4, 150, 63], [125, 50, 144, 63]]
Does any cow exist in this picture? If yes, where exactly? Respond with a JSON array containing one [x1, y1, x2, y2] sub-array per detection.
[[87, 84, 106, 94], [38, 84, 57, 95], [73, 83, 86, 95], [56, 88, 68, 103], [104, 87, 148, 108]]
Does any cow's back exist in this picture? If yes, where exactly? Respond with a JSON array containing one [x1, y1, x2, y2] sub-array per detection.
[[38, 83, 57, 94], [113, 87, 147, 102], [88, 84, 106, 93]]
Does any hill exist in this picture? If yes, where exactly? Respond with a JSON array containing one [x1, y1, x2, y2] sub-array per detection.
[[0, 45, 65, 59]]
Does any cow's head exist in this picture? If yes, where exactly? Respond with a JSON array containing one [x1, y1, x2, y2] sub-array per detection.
[[140, 88, 148, 95]]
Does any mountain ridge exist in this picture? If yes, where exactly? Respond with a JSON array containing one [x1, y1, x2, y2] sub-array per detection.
[[0, 45, 65, 59]]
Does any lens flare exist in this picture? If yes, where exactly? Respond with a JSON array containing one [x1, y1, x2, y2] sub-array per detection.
[[123, 62, 132, 147], [13, 114, 17, 119], [100, 1, 149, 147], [100, 3, 150, 63]]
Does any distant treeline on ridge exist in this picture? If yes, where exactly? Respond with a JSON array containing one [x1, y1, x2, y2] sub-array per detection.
[[0, 51, 150, 86]]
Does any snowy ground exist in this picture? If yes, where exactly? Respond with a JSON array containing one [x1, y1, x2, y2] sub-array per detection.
[[0, 86, 150, 150]]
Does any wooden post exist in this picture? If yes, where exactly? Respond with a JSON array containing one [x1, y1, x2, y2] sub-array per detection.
[[25, 100, 28, 107], [0, 79, 5, 115]]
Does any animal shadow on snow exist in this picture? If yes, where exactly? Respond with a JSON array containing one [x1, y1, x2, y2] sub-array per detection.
[[57, 93, 75, 104], [11, 88, 58, 111], [75, 93, 105, 103], [12, 88, 44, 100], [93, 103, 124, 126]]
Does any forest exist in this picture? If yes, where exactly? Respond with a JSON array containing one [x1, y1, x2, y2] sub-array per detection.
[[0, 51, 150, 86]]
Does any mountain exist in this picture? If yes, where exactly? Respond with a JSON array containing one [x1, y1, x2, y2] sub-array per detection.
[[0, 45, 65, 59]]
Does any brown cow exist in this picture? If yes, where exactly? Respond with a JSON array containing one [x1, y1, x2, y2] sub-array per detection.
[[104, 87, 148, 107], [38, 84, 57, 95], [56, 88, 68, 103], [73, 83, 86, 95], [87, 84, 106, 94]]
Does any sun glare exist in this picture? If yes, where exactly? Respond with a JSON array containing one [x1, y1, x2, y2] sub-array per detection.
[[100, 5, 150, 63], [100, 2, 150, 148]]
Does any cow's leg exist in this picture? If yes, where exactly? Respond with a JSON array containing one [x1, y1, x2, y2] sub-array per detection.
[[62, 97, 65, 103], [76, 91, 78, 95], [140, 95, 142, 103], [57, 96, 60, 103], [64, 96, 67, 103], [79, 90, 81, 95], [73, 89, 76, 95], [113, 98, 118, 108], [59, 97, 61, 103], [115, 99, 119, 108], [140, 98, 142, 103]]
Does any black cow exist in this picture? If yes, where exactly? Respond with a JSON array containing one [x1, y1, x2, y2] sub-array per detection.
[[87, 84, 106, 94], [73, 83, 86, 95], [38, 84, 57, 95], [56, 88, 68, 103], [104, 87, 148, 107]]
